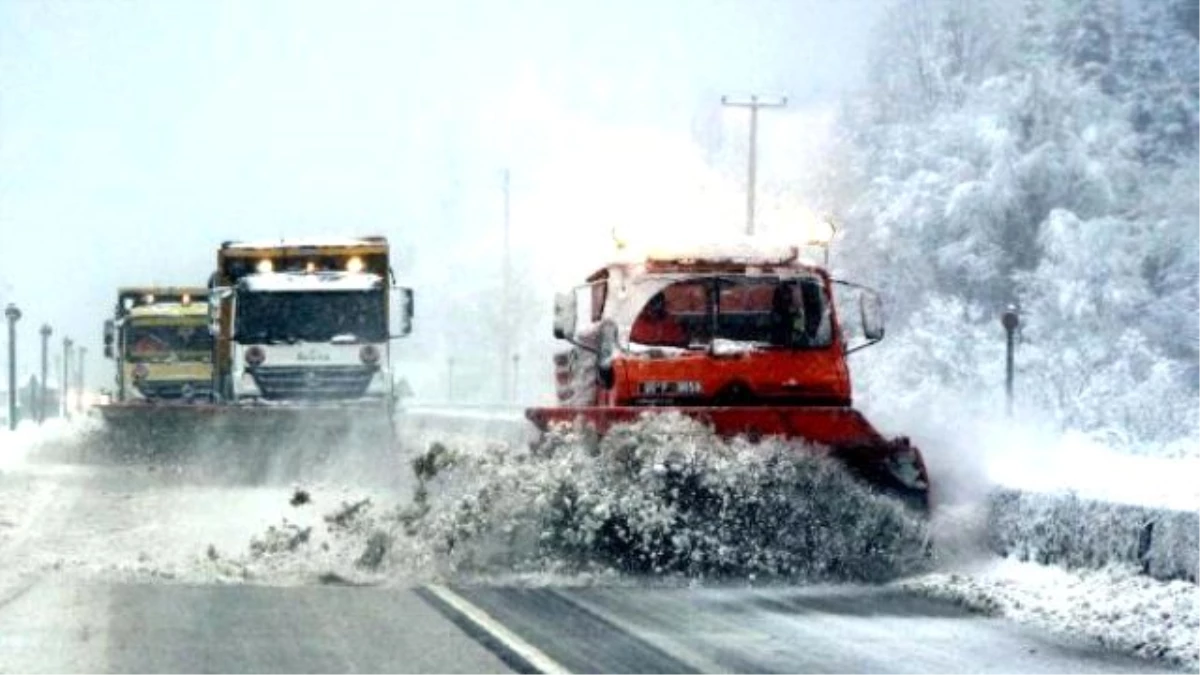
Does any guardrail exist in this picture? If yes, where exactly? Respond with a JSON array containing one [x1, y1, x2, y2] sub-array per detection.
[[988, 488, 1198, 583]]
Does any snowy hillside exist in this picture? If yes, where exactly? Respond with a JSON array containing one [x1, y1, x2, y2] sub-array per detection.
[[814, 0, 1198, 460]]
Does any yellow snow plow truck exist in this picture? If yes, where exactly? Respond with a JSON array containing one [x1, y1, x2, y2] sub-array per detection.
[[94, 287, 215, 457], [101, 287, 213, 404]]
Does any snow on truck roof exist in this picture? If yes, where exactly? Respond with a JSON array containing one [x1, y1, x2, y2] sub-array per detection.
[[127, 302, 208, 319], [118, 286, 207, 295], [603, 235, 824, 271], [239, 271, 383, 292], [644, 241, 801, 265], [223, 236, 386, 250]]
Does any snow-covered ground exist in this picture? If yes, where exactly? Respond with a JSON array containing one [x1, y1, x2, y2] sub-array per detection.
[[0, 418, 412, 588], [0, 418, 92, 567], [826, 400, 1200, 668], [1, 414, 1196, 671], [881, 404, 1199, 668], [901, 558, 1199, 671], [0, 417, 86, 469]]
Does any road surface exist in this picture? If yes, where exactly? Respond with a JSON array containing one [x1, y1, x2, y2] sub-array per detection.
[[0, 440, 1182, 673]]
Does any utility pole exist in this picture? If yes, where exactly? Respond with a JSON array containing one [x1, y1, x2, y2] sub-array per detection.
[[720, 94, 787, 235], [5, 304, 20, 431], [500, 168, 513, 403], [511, 352, 520, 403], [53, 354, 60, 418], [38, 324, 51, 424], [446, 356, 455, 403], [62, 337, 72, 420], [76, 346, 86, 413], [1001, 306, 1020, 418]]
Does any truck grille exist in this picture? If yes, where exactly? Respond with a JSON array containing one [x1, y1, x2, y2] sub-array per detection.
[[135, 380, 213, 402], [250, 365, 377, 400]]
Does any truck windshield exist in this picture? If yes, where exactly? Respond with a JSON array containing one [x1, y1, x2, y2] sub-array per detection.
[[235, 290, 387, 344], [629, 277, 833, 349], [125, 323, 212, 362]]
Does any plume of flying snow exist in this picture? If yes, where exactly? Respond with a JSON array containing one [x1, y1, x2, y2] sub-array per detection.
[[398, 413, 931, 582]]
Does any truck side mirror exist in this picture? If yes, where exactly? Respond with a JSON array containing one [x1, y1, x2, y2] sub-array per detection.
[[207, 295, 220, 336], [207, 287, 232, 337], [103, 320, 115, 360], [553, 292, 577, 340], [860, 291, 885, 341], [392, 287, 414, 338], [596, 320, 619, 388]]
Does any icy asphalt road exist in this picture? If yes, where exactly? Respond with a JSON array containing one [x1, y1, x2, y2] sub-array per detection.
[[0, 577, 1175, 673], [0, 454, 1181, 673]]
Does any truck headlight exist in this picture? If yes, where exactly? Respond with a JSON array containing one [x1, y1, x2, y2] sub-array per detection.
[[244, 346, 266, 367], [359, 345, 380, 365]]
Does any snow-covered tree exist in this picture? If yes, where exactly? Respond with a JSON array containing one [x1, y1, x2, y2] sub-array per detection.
[[826, 0, 1198, 455]]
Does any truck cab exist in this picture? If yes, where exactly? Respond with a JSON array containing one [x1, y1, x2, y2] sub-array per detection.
[[103, 287, 212, 403], [208, 237, 413, 409], [550, 244, 884, 409]]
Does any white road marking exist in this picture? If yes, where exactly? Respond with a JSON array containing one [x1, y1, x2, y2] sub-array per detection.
[[423, 584, 570, 675]]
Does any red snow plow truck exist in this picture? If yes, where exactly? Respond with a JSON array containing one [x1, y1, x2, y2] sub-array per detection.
[[527, 241, 930, 512]]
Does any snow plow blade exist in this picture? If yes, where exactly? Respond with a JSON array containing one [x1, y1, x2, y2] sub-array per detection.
[[526, 405, 931, 512], [94, 402, 398, 483]]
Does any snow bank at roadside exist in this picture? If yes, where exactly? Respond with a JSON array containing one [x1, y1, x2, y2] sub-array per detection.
[[901, 558, 1199, 671], [987, 488, 1198, 583]]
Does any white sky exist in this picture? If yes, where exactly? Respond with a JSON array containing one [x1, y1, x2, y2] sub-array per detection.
[[0, 0, 884, 401]]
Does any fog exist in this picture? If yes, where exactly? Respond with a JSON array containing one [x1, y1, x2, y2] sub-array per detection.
[[0, 0, 882, 403]]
